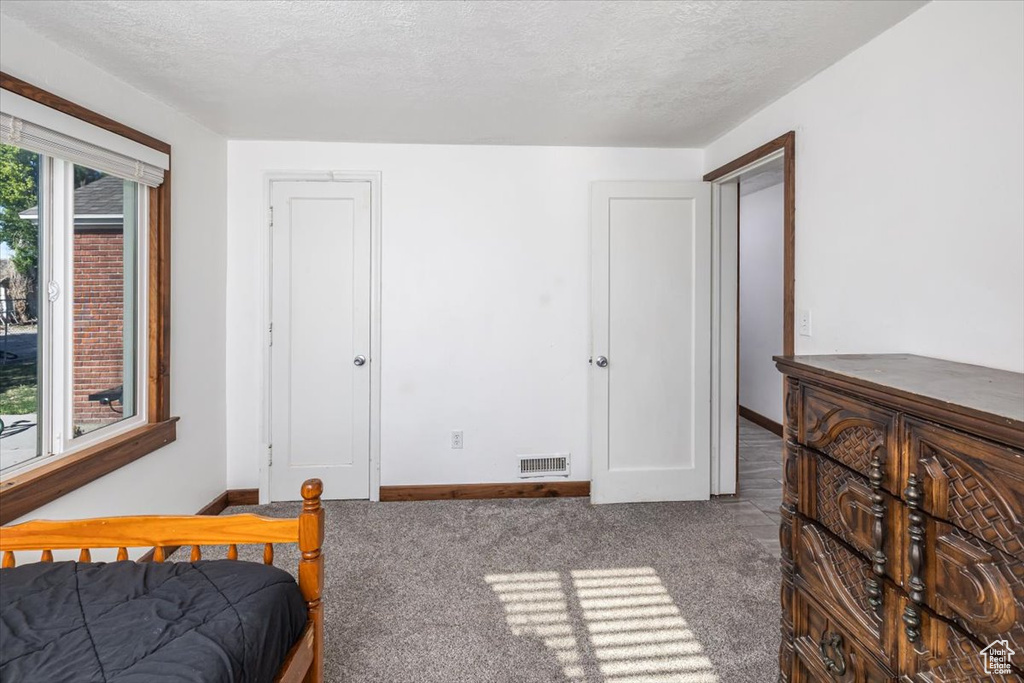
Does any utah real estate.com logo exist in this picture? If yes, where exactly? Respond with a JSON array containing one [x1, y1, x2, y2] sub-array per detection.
[[981, 639, 1015, 675]]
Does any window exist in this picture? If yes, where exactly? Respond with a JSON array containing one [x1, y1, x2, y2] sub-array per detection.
[[69, 167, 141, 440], [1, 144, 43, 472], [2, 154, 147, 475], [0, 73, 174, 523]]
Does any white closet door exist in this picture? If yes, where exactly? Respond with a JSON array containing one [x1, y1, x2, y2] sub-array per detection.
[[270, 180, 371, 501], [590, 181, 712, 503]]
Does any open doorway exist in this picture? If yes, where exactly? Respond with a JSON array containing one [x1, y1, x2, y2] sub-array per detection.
[[733, 160, 786, 514], [737, 158, 786, 439], [704, 132, 795, 498]]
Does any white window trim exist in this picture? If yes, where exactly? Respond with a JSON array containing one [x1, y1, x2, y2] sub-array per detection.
[[2, 158, 149, 478], [59, 166, 149, 454], [1, 89, 168, 177]]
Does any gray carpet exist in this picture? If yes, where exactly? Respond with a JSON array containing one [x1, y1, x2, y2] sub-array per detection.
[[213, 497, 780, 682]]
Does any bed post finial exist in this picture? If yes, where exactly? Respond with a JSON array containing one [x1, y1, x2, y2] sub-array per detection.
[[302, 479, 323, 507], [298, 478, 324, 683]]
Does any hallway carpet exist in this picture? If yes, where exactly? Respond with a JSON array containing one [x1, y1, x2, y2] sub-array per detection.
[[219, 496, 781, 682]]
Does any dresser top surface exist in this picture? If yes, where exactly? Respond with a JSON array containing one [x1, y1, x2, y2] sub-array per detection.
[[774, 354, 1024, 426]]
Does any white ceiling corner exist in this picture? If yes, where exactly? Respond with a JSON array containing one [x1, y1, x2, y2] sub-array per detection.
[[0, 0, 927, 147]]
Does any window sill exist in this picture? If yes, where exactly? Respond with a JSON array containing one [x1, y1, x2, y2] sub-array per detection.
[[0, 418, 178, 525]]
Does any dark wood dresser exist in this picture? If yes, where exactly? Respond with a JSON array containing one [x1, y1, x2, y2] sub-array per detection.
[[774, 354, 1024, 682]]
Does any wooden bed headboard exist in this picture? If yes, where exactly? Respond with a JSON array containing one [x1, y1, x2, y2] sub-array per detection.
[[0, 478, 325, 683]]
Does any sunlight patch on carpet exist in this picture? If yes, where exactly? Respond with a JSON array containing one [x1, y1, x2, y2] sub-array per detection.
[[486, 568, 719, 683]]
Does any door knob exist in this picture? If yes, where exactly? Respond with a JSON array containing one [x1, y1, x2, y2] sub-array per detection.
[[353, 355, 366, 366], [595, 356, 609, 368]]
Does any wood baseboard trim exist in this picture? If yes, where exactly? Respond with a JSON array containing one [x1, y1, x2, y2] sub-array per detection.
[[197, 491, 230, 516], [380, 481, 590, 502], [738, 405, 784, 437], [226, 488, 259, 506]]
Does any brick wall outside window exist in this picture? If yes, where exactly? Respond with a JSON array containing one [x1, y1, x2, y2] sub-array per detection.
[[72, 227, 125, 429]]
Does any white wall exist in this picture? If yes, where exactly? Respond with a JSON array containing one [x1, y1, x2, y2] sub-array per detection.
[[739, 183, 784, 423], [226, 143, 702, 489], [10, 0, 1020, 507], [2, 18, 229, 525], [705, 0, 1024, 373]]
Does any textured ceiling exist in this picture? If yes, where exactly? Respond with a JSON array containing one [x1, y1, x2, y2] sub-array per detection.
[[0, 1, 926, 146]]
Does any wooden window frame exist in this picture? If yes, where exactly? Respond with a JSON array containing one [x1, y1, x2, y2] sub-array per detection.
[[0, 72, 175, 525]]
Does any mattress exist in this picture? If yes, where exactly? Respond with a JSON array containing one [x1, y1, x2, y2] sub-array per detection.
[[0, 559, 307, 682]]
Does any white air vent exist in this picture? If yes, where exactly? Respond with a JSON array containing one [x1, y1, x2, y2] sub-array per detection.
[[518, 453, 570, 478]]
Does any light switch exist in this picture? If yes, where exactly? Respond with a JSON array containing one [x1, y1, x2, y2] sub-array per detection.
[[799, 309, 812, 337]]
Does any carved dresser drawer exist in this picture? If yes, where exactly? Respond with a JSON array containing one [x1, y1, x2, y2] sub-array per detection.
[[792, 588, 897, 682], [902, 417, 1024, 560], [795, 449, 901, 585], [798, 384, 900, 493], [776, 354, 1024, 683], [899, 595, 1024, 682], [791, 516, 900, 669], [913, 516, 1024, 660]]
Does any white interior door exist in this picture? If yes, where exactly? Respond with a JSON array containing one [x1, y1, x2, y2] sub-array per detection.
[[270, 180, 371, 501], [590, 181, 712, 503]]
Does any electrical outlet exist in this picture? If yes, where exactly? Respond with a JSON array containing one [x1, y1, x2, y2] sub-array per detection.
[[451, 431, 463, 449], [799, 309, 812, 337]]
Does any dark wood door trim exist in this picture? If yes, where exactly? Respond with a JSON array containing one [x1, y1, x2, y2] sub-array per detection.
[[705, 132, 795, 495], [703, 131, 791, 182], [703, 131, 795, 356]]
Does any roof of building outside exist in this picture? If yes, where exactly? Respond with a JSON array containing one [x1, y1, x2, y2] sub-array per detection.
[[20, 175, 124, 219]]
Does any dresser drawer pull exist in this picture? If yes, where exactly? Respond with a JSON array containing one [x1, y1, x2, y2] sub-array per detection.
[[902, 602, 921, 643], [903, 472, 926, 642], [904, 473, 926, 603], [867, 447, 886, 614], [819, 632, 847, 676]]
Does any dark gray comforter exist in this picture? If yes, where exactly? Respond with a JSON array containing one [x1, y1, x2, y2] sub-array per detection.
[[0, 559, 307, 682]]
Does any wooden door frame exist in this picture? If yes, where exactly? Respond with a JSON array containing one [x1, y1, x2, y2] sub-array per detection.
[[703, 131, 795, 495], [260, 171, 383, 503]]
